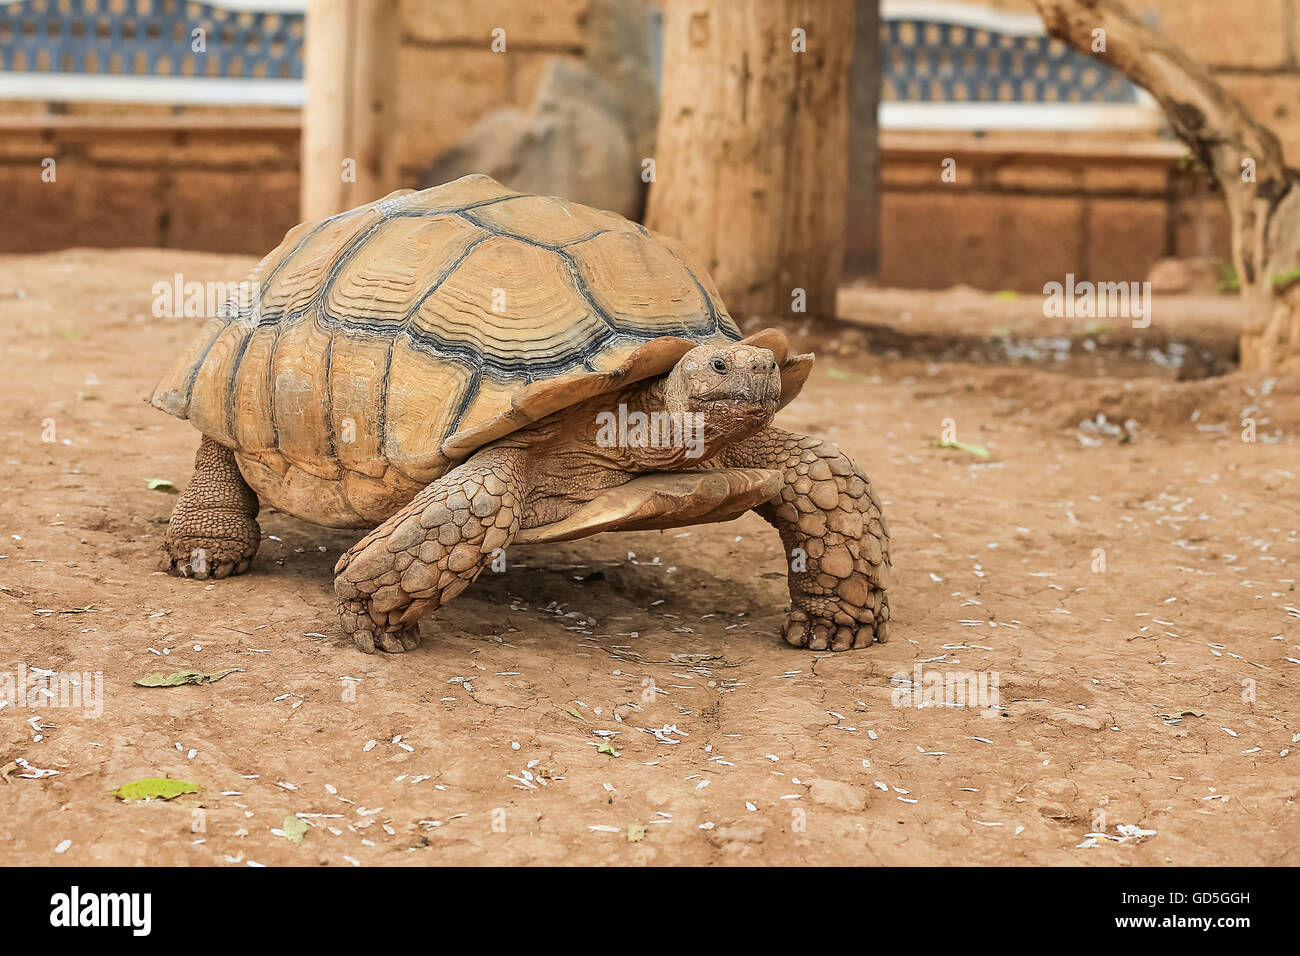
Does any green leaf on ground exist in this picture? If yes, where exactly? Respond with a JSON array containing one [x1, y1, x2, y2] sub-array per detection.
[[597, 741, 618, 756], [825, 367, 868, 382], [134, 668, 241, 688], [146, 479, 179, 493], [566, 707, 586, 722], [930, 438, 991, 459], [111, 777, 200, 801], [280, 816, 309, 844], [993, 290, 1020, 301]]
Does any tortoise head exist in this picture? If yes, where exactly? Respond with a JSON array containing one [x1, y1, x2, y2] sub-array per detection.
[[662, 342, 782, 447]]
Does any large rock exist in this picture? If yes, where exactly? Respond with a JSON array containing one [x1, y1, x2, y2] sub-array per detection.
[[1147, 256, 1221, 295], [421, 58, 642, 220], [586, 0, 660, 164]]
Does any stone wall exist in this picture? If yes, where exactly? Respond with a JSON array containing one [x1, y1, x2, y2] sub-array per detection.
[[878, 133, 1230, 290], [875, 0, 1300, 288], [0, 0, 1293, 291], [0, 0, 642, 255], [0, 103, 300, 254]]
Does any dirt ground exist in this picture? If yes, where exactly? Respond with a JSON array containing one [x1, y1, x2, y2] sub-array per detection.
[[2, 249, 1297, 866]]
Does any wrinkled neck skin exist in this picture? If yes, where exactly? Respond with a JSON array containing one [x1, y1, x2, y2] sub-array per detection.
[[487, 373, 775, 527]]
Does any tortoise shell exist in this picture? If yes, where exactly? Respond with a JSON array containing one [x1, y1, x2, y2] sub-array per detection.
[[151, 175, 803, 526]]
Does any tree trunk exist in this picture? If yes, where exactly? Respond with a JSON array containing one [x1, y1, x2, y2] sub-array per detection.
[[1032, 0, 1300, 372], [645, 0, 855, 322], [843, 0, 881, 279], [301, 0, 401, 221]]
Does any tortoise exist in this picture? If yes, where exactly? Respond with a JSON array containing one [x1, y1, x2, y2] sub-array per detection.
[[150, 174, 891, 654]]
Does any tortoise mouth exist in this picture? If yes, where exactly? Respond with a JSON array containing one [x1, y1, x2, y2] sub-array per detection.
[[697, 396, 774, 411], [694, 396, 780, 431]]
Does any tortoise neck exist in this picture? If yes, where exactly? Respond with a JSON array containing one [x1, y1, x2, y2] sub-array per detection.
[[585, 376, 711, 470]]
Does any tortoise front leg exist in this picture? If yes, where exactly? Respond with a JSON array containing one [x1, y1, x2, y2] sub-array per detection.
[[720, 427, 891, 650], [333, 450, 525, 653]]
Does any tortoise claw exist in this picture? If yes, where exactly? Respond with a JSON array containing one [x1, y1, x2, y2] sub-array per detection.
[[166, 554, 251, 581], [781, 606, 885, 651], [338, 599, 423, 654]]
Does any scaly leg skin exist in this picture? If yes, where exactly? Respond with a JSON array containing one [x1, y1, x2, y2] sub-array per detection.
[[333, 450, 524, 654], [721, 426, 891, 651], [164, 435, 261, 580]]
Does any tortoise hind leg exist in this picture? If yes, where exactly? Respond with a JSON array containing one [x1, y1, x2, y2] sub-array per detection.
[[333, 449, 525, 653], [164, 435, 261, 579]]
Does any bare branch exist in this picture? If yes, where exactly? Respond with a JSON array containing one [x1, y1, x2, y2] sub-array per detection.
[[1029, 0, 1300, 372]]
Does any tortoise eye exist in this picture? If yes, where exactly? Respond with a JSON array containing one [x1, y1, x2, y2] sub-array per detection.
[[711, 357, 728, 373]]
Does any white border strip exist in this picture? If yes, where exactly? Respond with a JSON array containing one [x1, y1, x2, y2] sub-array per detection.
[[880, 101, 1163, 131], [201, 0, 306, 12], [0, 72, 304, 106], [880, 1, 1047, 36]]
